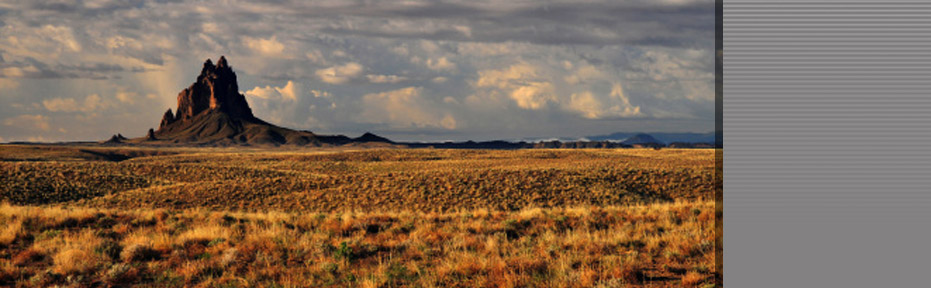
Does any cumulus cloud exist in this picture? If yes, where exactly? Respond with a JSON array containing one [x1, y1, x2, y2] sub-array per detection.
[[4, 114, 51, 131], [426, 57, 457, 71], [43, 94, 106, 113], [242, 36, 285, 56], [366, 74, 408, 84], [475, 63, 557, 110], [567, 83, 641, 119], [564, 64, 607, 85], [305, 50, 326, 64], [316, 62, 364, 84], [245, 81, 300, 102], [115, 91, 137, 104], [360, 87, 456, 130]]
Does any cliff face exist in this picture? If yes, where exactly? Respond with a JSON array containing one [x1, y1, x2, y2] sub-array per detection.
[[169, 56, 254, 125]]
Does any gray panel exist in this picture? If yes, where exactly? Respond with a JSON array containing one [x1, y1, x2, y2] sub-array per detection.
[[723, 0, 931, 287]]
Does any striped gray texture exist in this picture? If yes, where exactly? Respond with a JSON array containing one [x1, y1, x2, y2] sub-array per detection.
[[723, 0, 931, 286]]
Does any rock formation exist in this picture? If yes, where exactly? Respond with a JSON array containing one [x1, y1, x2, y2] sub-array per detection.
[[145, 56, 392, 146], [159, 109, 174, 130], [172, 56, 254, 122]]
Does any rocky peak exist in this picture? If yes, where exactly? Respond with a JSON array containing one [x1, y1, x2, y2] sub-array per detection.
[[168, 56, 254, 127], [104, 134, 124, 144], [160, 109, 175, 129]]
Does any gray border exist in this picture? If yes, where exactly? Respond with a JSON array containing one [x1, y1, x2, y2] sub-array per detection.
[[723, 0, 931, 286]]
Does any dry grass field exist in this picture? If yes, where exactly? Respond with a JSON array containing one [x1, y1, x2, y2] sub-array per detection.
[[0, 145, 718, 287]]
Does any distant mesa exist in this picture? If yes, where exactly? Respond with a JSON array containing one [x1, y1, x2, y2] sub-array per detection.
[[587, 131, 717, 147]]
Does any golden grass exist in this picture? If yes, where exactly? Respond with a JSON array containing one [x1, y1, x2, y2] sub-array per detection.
[[0, 147, 719, 287], [2, 148, 714, 212], [0, 201, 717, 287]]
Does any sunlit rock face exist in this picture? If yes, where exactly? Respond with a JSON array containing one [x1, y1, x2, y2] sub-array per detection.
[[171, 56, 254, 124]]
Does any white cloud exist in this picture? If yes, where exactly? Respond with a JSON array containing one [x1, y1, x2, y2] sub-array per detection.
[[431, 77, 448, 84], [115, 91, 137, 104], [245, 81, 300, 102], [41, 25, 82, 52], [331, 50, 349, 58], [475, 63, 556, 110], [4, 114, 50, 131], [426, 57, 457, 71], [305, 50, 326, 64], [310, 90, 331, 98], [567, 83, 641, 119], [366, 74, 408, 84], [453, 25, 472, 38], [564, 64, 607, 85], [242, 36, 285, 56], [105, 35, 143, 52], [316, 62, 364, 84], [0, 66, 40, 78], [43, 94, 105, 113], [390, 46, 409, 56], [360, 86, 456, 130], [510, 82, 556, 110], [568, 91, 602, 119]]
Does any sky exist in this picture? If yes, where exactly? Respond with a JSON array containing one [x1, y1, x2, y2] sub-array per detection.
[[0, 0, 714, 142]]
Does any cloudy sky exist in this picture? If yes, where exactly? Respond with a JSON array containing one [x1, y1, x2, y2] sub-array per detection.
[[0, 0, 714, 142]]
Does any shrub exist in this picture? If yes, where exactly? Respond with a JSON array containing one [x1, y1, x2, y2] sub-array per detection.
[[620, 262, 645, 285], [104, 263, 137, 284], [53, 248, 97, 275], [220, 248, 238, 267], [681, 271, 705, 287], [95, 240, 123, 261], [0, 220, 23, 246], [335, 241, 354, 262], [121, 243, 159, 262], [13, 248, 47, 266]]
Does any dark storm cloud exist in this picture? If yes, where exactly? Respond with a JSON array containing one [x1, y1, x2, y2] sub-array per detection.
[[247, 0, 713, 47]]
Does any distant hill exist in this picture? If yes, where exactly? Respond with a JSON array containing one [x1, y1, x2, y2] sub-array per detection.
[[619, 133, 664, 145], [587, 132, 717, 145]]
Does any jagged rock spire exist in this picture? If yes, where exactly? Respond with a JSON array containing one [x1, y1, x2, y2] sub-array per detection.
[[160, 109, 175, 129], [167, 56, 254, 127]]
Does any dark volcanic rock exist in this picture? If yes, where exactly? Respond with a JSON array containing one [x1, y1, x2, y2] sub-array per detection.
[[104, 134, 124, 144], [159, 109, 175, 129], [146, 128, 157, 141], [173, 56, 254, 122]]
